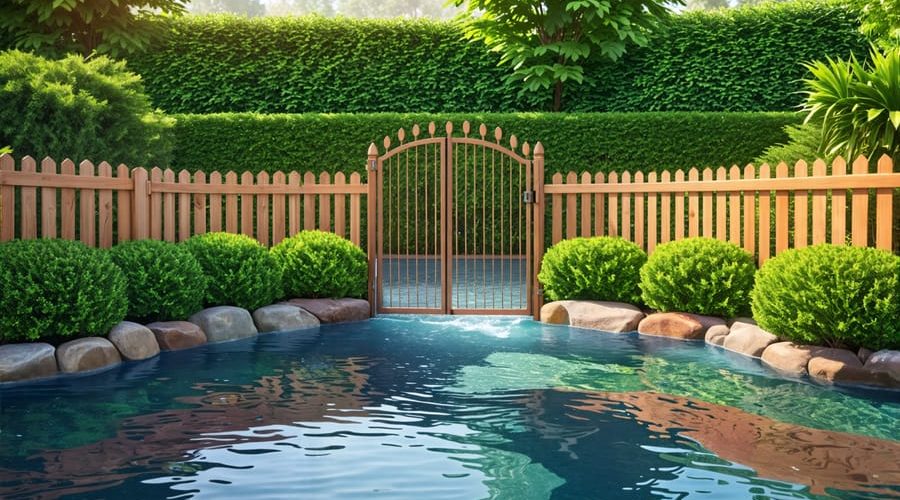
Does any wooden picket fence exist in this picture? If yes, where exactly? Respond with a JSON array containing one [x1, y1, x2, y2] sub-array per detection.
[[0, 155, 367, 247], [544, 155, 900, 262]]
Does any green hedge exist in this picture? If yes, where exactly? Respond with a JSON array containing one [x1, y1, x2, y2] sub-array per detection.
[[170, 112, 800, 176], [125, 2, 867, 114]]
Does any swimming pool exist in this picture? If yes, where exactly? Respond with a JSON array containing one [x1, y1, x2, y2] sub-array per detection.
[[1, 316, 898, 498]]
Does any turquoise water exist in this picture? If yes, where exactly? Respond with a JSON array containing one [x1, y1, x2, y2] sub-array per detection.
[[0, 316, 898, 499]]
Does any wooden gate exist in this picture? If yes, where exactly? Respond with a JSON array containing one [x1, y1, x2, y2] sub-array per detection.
[[366, 121, 544, 317]]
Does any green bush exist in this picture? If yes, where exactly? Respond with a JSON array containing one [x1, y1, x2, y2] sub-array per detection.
[[272, 230, 368, 299], [538, 237, 646, 303], [171, 112, 799, 176], [0, 50, 173, 166], [751, 245, 900, 350], [109, 240, 207, 322], [182, 232, 283, 310], [125, 3, 866, 114], [640, 238, 756, 317], [0, 239, 127, 342]]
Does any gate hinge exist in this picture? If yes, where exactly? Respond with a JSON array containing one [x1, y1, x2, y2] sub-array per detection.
[[522, 190, 536, 204], [369, 160, 377, 171], [537, 287, 545, 296]]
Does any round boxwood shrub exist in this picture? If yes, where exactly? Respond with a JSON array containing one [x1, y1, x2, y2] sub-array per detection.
[[182, 232, 283, 310], [109, 240, 208, 322], [0, 239, 127, 342], [751, 245, 900, 350], [640, 237, 756, 317], [271, 230, 367, 299], [538, 237, 646, 303]]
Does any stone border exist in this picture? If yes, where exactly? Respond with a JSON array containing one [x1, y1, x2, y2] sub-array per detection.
[[0, 298, 369, 385], [540, 300, 899, 390]]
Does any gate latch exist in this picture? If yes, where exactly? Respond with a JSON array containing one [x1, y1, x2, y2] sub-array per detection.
[[522, 190, 536, 204]]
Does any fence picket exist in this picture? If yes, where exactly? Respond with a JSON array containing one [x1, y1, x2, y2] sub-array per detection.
[[660, 171, 671, 243], [272, 172, 286, 245], [350, 172, 362, 245], [163, 169, 176, 242], [812, 160, 827, 245], [647, 172, 657, 253], [319, 171, 331, 232], [831, 157, 847, 245], [0, 155, 13, 241], [621, 171, 632, 241], [98, 162, 114, 248], [702, 168, 713, 238], [117, 164, 131, 242], [851, 156, 868, 246], [794, 161, 808, 248], [193, 171, 207, 237], [775, 162, 789, 254], [715, 167, 727, 241], [288, 172, 301, 236], [875, 155, 893, 250], [256, 172, 270, 246], [304, 172, 316, 230], [41, 158, 57, 239], [594, 173, 604, 236], [758, 164, 771, 263], [552, 172, 563, 243], [580, 172, 591, 237], [240, 172, 254, 238], [675, 170, 685, 239], [743, 164, 755, 256], [209, 172, 223, 233], [80, 160, 96, 246], [334, 172, 347, 238], [728, 166, 741, 246], [225, 172, 238, 234], [688, 168, 700, 237], [20, 157, 37, 240], [607, 172, 619, 237], [177, 170, 191, 242], [634, 171, 645, 249]]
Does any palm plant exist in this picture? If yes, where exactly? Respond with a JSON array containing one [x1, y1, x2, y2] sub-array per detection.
[[802, 46, 900, 161]]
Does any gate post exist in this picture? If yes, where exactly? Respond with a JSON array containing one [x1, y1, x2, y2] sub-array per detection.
[[366, 143, 379, 317], [532, 142, 545, 320]]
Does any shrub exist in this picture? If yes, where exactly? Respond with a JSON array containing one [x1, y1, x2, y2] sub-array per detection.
[[538, 237, 646, 303], [640, 238, 756, 317], [171, 112, 799, 176], [751, 245, 900, 350], [0, 50, 173, 166], [125, 3, 866, 114], [271, 230, 367, 299], [182, 232, 283, 310], [0, 239, 127, 342], [109, 240, 207, 322]]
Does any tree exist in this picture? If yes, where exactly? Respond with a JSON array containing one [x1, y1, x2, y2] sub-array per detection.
[[0, 0, 187, 59], [267, 0, 336, 16], [852, 0, 900, 48], [454, 0, 679, 111], [802, 46, 900, 161], [336, 0, 459, 19], [188, 0, 266, 17]]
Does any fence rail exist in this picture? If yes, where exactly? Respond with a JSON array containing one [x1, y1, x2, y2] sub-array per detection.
[[0, 154, 367, 248], [545, 155, 899, 262]]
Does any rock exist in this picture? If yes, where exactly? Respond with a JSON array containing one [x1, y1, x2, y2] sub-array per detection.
[[540, 302, 570, 325], [705, 324, 730, 346], [188, 306, 258, 343], [729, 317, 757, 327], [808, 348, 896, 387], [722, 322, 778, 358], [56, 337, 121, 373], [566, 301, 644, 332], [761, 342, 820, 376], [858, 347, 874, 364], [638, 312, 725, 340], [147, 321, 207, 351], [108, 321, 160, 361], [864, 350, 900, 384], [283, 298, 370, 324], [0, 343, 58, 382], [252, 304, 320, 333]]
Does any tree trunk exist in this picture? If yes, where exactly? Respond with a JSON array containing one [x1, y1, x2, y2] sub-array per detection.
[[552, 81, 563, 112]]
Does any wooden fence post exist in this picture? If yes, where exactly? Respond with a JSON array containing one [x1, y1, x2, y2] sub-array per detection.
[[132, 167, 150, 239], [367, 143, 379, 317], [532, 141, 545, 320]]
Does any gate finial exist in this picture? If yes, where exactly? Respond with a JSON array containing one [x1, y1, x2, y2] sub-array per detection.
[[534, 141, 544, 156], [368, 143, 378, 156], [445, 121, 454, 135]]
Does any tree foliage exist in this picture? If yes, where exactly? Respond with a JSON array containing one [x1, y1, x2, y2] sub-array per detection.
[[188, 0, 265, 17], [453, 0, 679, 110], [852, 0, 900, 48], [0, 0, 187, 58]]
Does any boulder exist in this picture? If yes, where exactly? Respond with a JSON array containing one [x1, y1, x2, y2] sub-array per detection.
[[147, 321, 207, 351], [858, 347, 874, 364], [188, 306, 258, 343], [540, 300, 644, 332], [252, 304, 320, 333], [56, 337, 121, 373], [638, 312, 725, 340], [808, 348, 896, 387], [283, 298, 370, 324], [761, 342, 820, 376], [704, 324, 730, 346], [0, 343, 58, 382], [722, 322, 778, 358], [108, 321, 160, 361], [540, 302, 570, 325], [864, 350, 900, 384]]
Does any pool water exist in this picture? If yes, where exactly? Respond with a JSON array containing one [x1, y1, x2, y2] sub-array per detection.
[[1, 316, 898, 499]]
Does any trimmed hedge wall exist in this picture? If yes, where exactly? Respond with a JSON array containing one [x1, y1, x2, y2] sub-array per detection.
[[126, 2, 867, 114], [170, 112, 801, 176]]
